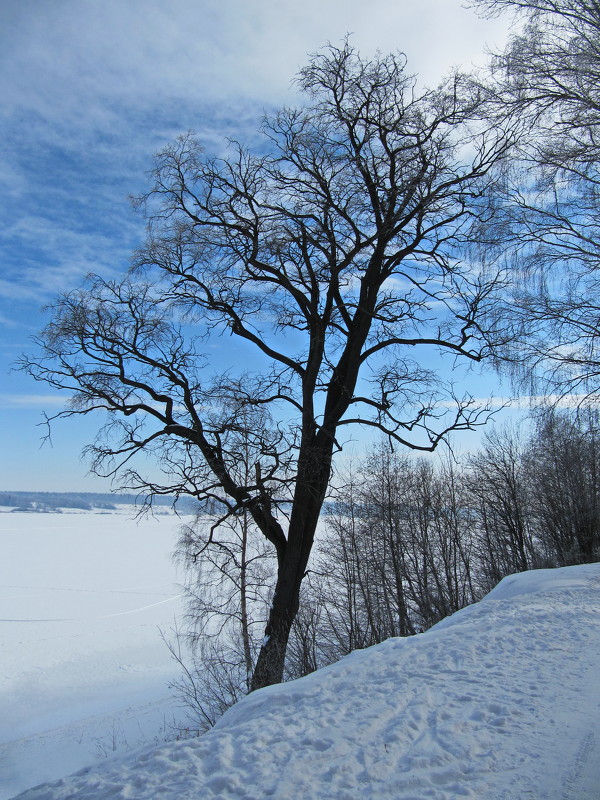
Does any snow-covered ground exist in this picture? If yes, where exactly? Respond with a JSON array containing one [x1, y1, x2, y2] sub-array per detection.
[[5, 549, 600, 800], [0, 508, 190, 799]]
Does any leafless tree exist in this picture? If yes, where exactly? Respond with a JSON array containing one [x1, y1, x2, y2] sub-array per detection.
[[21, 42, 518, 690], [175, 406, 276, 696], [471, 0, 600, 398], [525, 408, 600, 564], [312, 447, 478, 661], [468, 425, 538, 589]]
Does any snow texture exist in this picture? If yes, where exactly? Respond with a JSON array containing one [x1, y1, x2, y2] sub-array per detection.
[[6, 557, 600, 800], [0, 509, 188, 799]]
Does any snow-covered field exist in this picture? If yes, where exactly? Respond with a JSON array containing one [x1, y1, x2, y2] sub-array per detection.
[[0, 508, 190, 799], [0, 515, 600, 800]]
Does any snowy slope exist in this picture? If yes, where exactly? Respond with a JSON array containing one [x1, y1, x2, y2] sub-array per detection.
[[9, 563, 600, 800]]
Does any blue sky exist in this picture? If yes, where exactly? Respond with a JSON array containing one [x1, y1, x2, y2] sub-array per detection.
[[0, 0, 517, 492]]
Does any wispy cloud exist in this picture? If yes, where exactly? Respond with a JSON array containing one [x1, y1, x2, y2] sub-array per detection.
[[0, 214, 133, 299], [0, 313, 26, 329], [455, 394, 600, 411], [0, 0, 513, 304], [1, 0, 513, 129], [0, 0, 515, 490], [0, 393, 71, 409]]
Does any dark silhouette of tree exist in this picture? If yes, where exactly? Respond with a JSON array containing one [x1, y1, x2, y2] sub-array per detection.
[[22, 42, 518, 690]]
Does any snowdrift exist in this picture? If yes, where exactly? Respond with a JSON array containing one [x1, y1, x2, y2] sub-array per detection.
[[12, 563, 600, 800]]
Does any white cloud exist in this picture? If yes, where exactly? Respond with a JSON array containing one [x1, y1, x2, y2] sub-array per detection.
[[0, 0, 515, 306], [0, 213, 135, 301], [454, 394, 600, 410], [0, 312, 25, 329], [1, 0, 513, 128], [0, 0, 518, 489], [0, 393, 71, 409]]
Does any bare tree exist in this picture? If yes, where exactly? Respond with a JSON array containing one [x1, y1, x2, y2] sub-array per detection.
[[22, 42, 517, 690], [471, 0, 600, 397], [311, 468, 381, 660], [312, 447, 478, 661], [468, 425, 537, 588], [175, 406, 276, 696], [526, 408, 600, 564], [308, 410, 600, 670]]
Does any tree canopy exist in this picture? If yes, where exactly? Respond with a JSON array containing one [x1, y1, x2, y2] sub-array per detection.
[[472, 0, 600, 399], [23, 42, 519, 689]]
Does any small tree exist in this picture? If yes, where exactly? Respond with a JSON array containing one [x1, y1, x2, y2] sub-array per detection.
[[176, 405, 275, 688], [468, 425, 536, 588], [313, 447, 478, 659], [526, 408, 600, 564], [22, 42, 517, 690]]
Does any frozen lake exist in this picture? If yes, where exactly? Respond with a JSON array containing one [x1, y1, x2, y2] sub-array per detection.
[[0, 508, 191, 798]]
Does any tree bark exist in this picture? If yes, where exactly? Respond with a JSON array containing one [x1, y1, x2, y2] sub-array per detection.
[[250, 437, 333, 690]]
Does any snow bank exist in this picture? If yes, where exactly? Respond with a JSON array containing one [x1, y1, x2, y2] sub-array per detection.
[[485, 562, 599, 601], [10, 563, 600, 800]]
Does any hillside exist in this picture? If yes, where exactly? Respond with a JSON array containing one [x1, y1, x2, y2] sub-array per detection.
[[0, 491, 199, 514], [11, 563, 600, 800]]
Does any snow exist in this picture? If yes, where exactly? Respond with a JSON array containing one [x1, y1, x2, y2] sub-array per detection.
[[0, 509, 189, 799], [4, 541, 599, 800]]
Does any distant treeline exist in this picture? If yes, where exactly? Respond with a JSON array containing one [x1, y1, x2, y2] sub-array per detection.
[[0, 491, 200, 513]]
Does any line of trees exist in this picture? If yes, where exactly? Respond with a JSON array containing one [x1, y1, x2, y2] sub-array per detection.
[[171, 407, 600, 729]]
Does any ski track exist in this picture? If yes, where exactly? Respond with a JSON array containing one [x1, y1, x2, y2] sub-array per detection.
[[560, 726, 600, 800], [2, 584, 177, 596], [0, 594, 182, 623]]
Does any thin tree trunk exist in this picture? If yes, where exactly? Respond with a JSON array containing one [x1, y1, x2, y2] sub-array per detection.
[[239, 512, 253, 691]]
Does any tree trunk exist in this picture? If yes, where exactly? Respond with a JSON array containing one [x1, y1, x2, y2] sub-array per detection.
[[250, 437, 332, 691], [250, 509, 321, 689], [249, 577, 299, 691]]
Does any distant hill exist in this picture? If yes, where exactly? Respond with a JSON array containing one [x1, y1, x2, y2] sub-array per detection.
[[0, 491, 200, 514]]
